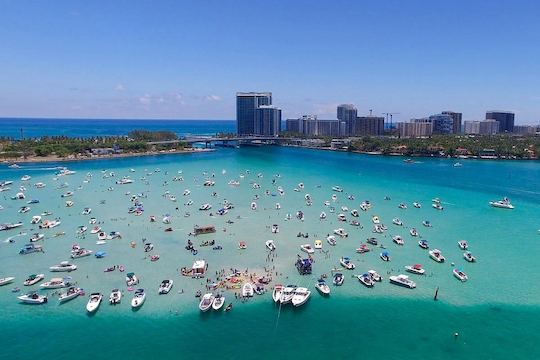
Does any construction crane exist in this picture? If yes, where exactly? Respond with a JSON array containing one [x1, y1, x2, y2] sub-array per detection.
[[382, 112, 400, 129]]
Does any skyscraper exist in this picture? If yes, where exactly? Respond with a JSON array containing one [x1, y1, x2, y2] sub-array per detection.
[[337, 104, 357, 136], [442, 111, 462, 134], [352, 116, 385, 136], [486, 111, 515, 132], [255, 105, 281, 136], [426, 114, 454, 134], [236, 92, 272, 135]]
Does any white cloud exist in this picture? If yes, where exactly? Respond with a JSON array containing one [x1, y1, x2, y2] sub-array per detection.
[[204, 94, 222, 102], [115, 83, 126, 92], [138, 94, 152, 105]]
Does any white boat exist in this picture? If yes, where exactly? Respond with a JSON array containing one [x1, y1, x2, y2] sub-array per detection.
[[250, 202, 257, 210], [131, 289, 146, 308], [463, 251, 476, 262], [291, 287, 311, 306], [65, 200, 74, 207], [418, 240, 429, 249], [40, 277, 69, 289], [405, 264, 425, 275], [340, 257, 355, 270], [398, 203, 407, 209], [432, 203, 444, 210], [357, 273, 374, 287], [81, 208, 92, 215], [242, 282, 254, 297], [61, 191, 73, 198], [453, 269, 468, 282], [212, 295, 225, 310], [489, 197, 514, 209], [109, 289, 122, 304], [372, 215, 380, 224], [280, 285, 296, 304], [350, 209, 359, 217], [271, 224, 279, 233], [368, 270, 382, 282], [158, 279, 173, 294], [49, 261, 77, 272], [86, 293, 103, 313], [97, 232, 107, 241], [199, 203, 212, 211], [58, 287, 81, 303], [337, 213, 346, 222], [34, 182, 46, 188], [199, 293, 214, 312], [116, 178, 133, 185], [389, 274, 416, 288], [422, 220, 432, 227], [71, 248, 92, 258], [300, 244, 314, 254], [315, 279, 330, 295], [326, 235, 337, 246], [392, 235, 404, 245], [314, 240, 322, 249], [39, 219, 61, 229], [30, 233, 45, 242], [21, 175, 31, 181], [30, 216, 42, 224], [11, 192, 25, 200], [90, 226, 101, 234], [458, 240, 468, 250], [23, 273, 45, 286], [265, 240, 276, 251], [332, 186, 343, 192], [275, 203, 281, 210], [392, 218, 403, 226], [0, 277, 15, 286], [332, 273, 344, 286], [409, 228, 419, 237], [413, 202, 421, 208], [429, 249, 445, 263], [126, 273, 139, 286], [272, 284, 284, 303], [183, 189, 191, 196], [333, 228, 348, 237], [18, 292, 48, 304], [319, 212, 327, 220]]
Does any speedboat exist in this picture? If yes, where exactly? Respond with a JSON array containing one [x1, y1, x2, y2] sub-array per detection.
[[368, 270, 382, 282], [463, 251, 476, 262], [380, 251, 390, 262], [314, 239, 322, 249], [116, 178, 133, 185], [30, 216, 42, 224], [429, 249, 445, 263], [350, 209, 359, 217], [409, 228, 419, 237], [30, 233, 44, 242], [333, 228, 348, 237], [291, 287, 311, 307], [413, 202, 421, 208], [319, 211, 327, 220], [337, 213, 347, 222], [398, 203, 407, 209], [453, 269, 468, 282], [86, 293, 103, 313], [389, 274, 416, 289], [19, 243, 43, 255], [265, 240, 276, 251], [356, 244, 370, 253], [405, 264, 425, 275], [300, 244, 314, 254], [23, 273, 44, 286], [280, 285, 297, 304], [392, 218, 403, 226], [81, 208, 92, 215], [49, 261, 77, 272], [39, 219, 61, 229], [18, 206, 30, 213], [199, 203, 212, 211], [61, 191, 73, 198], [458, 240, 469, 250], [242, 283, 254, 297], [332, 273, 344, 286], [432, 203, 443, 210], [332, 185, 343, 192], [422, 220, 432, 227], [34, 182, 46, 188], [109, 289, 122, 304], [367, 237, 378, 245], [326, 235, 337, 246], [418, 240, 429, 249], [250, 202, 257, 211], [18, 292, 48, 304], [40, 277, 70, 289], [183, 189, 191, 196], [21, 175, 31, 181], [199, 293, 214, 312], [131, 289, 146, 308], [392, 235, 404, 245], [357, 273, 374, 287], [212, 295, 225, 310], [340, 257, 355, 270], [372, 216, 380, 224], [0, 222, 23, 231], [126, 272, 139, 286], [158, 280, 173, 294], [271, 224, 279, 233], [489, 197, 514, 209], [65, 200, 74, 207], [272, 284, 284, 303], [0, 277, 15, 286], [315, 279, 330, 295], [58, 287, 82, 303], [71, 248, 92, 258]]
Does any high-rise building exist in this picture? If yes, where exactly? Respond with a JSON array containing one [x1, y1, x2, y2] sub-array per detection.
[[337, 104, 357, 136], [352, 116, 385, 136], [236, 92, 272, 135], [398, 121, 433, 138], [486, 111, 515, 132], [442, 111, 462, 134], [422, 114, 454, 134], [464, 120, 499, 135], [285, 115, 342, 137], [464, 121, 480, 134], [255, 105, 281, 136]]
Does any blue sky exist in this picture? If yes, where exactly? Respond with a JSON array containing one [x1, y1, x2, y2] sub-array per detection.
[[0, 0, 539, 123]]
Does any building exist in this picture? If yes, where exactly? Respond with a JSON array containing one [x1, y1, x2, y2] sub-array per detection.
[[255, 105, 281, 136], [486, 111, 515, 133], [398, 121, 433, 138], [236, 92, 272, 135], [285, 115, 343, 137], [351, 116, 385, 136], [427, 114, 454, 134], [442, 111, 462, 134], [464, 120, 499, 135], [337, 104, 357, 136], [513, 125, 538, 135], [464, 121, 480, 134]]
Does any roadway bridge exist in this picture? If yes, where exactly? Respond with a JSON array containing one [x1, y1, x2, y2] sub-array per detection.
[[148, 136, 299, 146]]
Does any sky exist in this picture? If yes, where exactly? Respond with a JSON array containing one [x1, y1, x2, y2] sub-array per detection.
[[0, 0, 539, 124]]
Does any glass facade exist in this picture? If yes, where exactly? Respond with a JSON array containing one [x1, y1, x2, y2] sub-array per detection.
[[486, 111, 515, 133], [255, 106, 281, 136], [236, 92, 272, 135]]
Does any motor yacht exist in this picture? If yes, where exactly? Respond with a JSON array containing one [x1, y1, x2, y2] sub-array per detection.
[[279, 285, 296, 304], [315, 279, 330, 295], [458, 240, 469, 250], [30, 216, 42, 225], [40, 277, 70, 289], [0, 222, 23, 231], [242, 282, 254, 297], [109, 289, 122, 304], [453, 269, 468, 282], [405, 264, 425, 275], [71, 248, 93, 258], [86, 293, 103, 313], [265, 240, 276, 251], [49, 261, 77, 272], [58, 287, 82, 303], [389, 274, 416, 288], [39, 219, 61, 229], [357, 273, 375, 287], [368, 270, 382, 282], [19, 243, 43, 255], [29, 233, 44, 242], [23, 274, 44, 286], [340, 257, 355, 270], [131, 289, 146, 308], [18, 292, 48, 304], [291, 287, 311, 307], [212, 295, 225, 310], [489, 197, 514, 209], [272, 284, 284, 303], [380, 251, 390, 262], [333, 273, 344, 286], [392, 235, 404, 245], [429, 249, 445, 263], [463, 251, 476, 262], [0, 277, 15, 286]]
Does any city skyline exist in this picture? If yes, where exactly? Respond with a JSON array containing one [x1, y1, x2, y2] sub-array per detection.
[[1, 0, 540, 124]]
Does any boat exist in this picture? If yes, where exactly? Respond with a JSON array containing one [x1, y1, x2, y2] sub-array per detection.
[[11, 192, 25, 200], [453, 269, 468, 282], [291, 287, 311, 306], [199, 293, 214, 312], [18, 206, 30, 213], [458, 240, 469, 250], [280, 285, 296, 304], [314, 239, 322, 249], [380, 251, 390, 262], [398, 203, 407, 209], [356, 244, 370, 253], [131, 289, 146, 308], [109, 289, 122, 304], [30, 216, 42, 224], [49, 261, 77, 272], [158, 279, 173, 294], [405, 264, 425, 275], [81, 208, 92, 215], [432, 203, 444, 210], [18, 292, 48, 304], [326, 235, 337, 246], [29, 233, 44, 242], [367, 237, 378, 245], [272, 284, 284, 303], [40, 277, 70, 289], [315, 279, 330, 295], [61, 191, 73, 198], [86, 293, 103, 313], [340, 257, 355, 270], [144, 243, 154, 252], [116, 178, 134, 185], [463, 251, 476, 262], [34, 182, 46, 188], [238, 241, 247, 249], [413, 202, 421, 208], [392, 235, 404, 245], [332, 186, 343, 192], [409, 228, 419, 237], [372, 216, 380, 224], [71, 248, 92, 258], [1, 222, 23, 231], [429, 249, 445, 263], [271, 224, 279, 233], [23, 274, 45, 286], [199, 203, 212, 211], [265, 240, 276, 251], [242, 282, 254, 297], [19, 243, 43, 255], [0, 277, 15, 286], [368, 270, 382, 282], [300, 244, 314, 254], [389, 274, 416, 288], [21, 175, 31, 181], [418, 240, 429, 249], [95, 251, 106, 258], [212, 295, 225, 310], [337, 213, 347, 222], [489, 197, 514, 209], [422, 220, 432, 227], [392, 218, 403, 226], [126, 272, 139, 286], [250, 202, 257, 210], [333, 228, 348, 237], [350, 209, 359, 217], [332, 273, 344, 286], [357, 273, 374, 287], [39, 219, 61, 229], [183, 189, 191, 196], [58, 287, 82, 303]]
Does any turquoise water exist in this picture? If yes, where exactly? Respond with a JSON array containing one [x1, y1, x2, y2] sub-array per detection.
[[1, 147, 539, 359]]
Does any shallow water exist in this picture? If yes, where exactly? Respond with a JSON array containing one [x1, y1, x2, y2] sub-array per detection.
[[1, 146, 539, 359]]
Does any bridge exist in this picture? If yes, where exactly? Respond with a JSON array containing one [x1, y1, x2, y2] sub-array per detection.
[[148, 136, 298, 146]]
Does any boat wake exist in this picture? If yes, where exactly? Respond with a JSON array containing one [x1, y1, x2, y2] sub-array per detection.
[[3, 232, 27, 243]]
